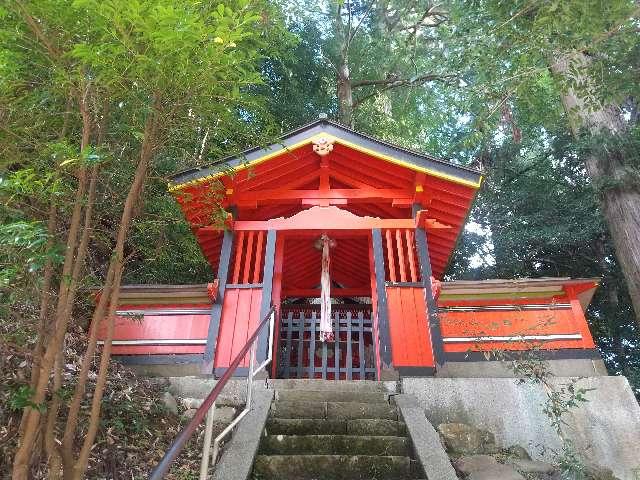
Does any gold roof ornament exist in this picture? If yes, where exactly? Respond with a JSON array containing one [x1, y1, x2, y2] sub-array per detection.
[[312, 136, 335, 156]]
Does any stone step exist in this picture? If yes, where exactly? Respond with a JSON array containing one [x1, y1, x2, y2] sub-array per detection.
[[328, 402, 397, 421], [260, 435, 410, 456], [265, 418, 407, 436], [163, 376, 246, 406], [348, 419, 406, 436], [179, 398, 237, 422], [270, 401, 398, 421], [252, 454, 412, 480], [266, 418, 346, 435], [271, 400, 326, 419], [276, 389, 389, 404], [268, 379, 397, 393]]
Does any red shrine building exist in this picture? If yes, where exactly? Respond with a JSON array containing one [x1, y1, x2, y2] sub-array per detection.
[[98, 119, 606, 379]]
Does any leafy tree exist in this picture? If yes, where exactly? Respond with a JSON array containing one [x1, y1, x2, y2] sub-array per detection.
[[256, 20, 337, 129], [277, 0, 457, 128], [447, 129, 639, 394], [447, 0, 640, 327], [1, 1, 290, 478]]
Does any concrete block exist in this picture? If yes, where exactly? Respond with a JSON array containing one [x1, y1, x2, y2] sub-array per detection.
[[165, 376, 246, 406], [212, 405, 236, 423], [394, 394, 458, 480], [436, 422, 498, 454], [268, 378, 398, 393], [347, 419, 406, 436], [380, 367, 400, 381], [436, 359, 608, 378], [401, 376, 640, 480], [252, 454, 411, 479], [179, 399, 235, 424], [265, 418, 406, 436], [454, 455, 498, 474], [270, 400, 326, 419], [467, 463, 525, 480], [127, 363, 202, 377], [266, 418, 347, 435], [212, 389, 273, 480]]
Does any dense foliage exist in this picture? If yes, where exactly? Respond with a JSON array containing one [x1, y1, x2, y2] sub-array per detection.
[[1, 0, 291, 478]]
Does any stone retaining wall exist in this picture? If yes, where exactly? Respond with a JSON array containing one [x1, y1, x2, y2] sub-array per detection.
[[402, 376, 640, 480]]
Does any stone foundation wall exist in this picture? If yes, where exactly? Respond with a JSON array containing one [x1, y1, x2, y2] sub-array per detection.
[[436, 359, 608, 378], [401, 376, 640, 480]]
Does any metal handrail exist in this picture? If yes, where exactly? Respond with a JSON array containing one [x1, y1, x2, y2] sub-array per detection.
[[149, 305, 276, 480]]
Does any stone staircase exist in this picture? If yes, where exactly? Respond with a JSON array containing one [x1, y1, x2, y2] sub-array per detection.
[[252, 380, 426, 480]]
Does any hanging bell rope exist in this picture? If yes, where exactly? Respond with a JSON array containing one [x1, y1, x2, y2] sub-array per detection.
[[315, 233, 336, 342]]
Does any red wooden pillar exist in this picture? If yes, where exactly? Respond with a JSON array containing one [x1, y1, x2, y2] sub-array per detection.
[[413, 203, 444, 368], [383, 227, 435, 375], [202, 229, 234, 374], [213, 229, 275, 376], [371, 228, 395, 379]]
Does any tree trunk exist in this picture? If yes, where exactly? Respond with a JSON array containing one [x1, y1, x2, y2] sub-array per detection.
[[12, 171, 88, 480], [12, 87, 92, 480], [333, 2, 354, 128], [551, 52, 640, 327], [337, 60, 354, 127], [44, 352, 63, 479], [26, 203, 57, 411], [52, 163, 99, 475], [66, 94, 161, 480], [59, 262, 115, 475], [592, 175, 640, 327]]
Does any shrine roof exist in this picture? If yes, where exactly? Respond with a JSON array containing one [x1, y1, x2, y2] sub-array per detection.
[[169, 119, 484, 279], [169, 118, 482, 191]]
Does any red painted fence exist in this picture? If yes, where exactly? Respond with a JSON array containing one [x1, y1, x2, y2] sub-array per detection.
[[98, 305, 211, 355]]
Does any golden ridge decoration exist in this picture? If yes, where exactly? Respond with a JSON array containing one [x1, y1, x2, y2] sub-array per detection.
[[312, 136, 335, 156]]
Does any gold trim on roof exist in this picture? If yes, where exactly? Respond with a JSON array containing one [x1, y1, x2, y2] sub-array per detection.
[[168, 133, 484, 193]]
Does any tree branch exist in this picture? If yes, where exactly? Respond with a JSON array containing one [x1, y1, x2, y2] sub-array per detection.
[[13, 0, 62, 59], [346, 0, 352, 47], [347, 0, 375, 48], [352, 72, 457, 89], [403, 3, 448, 41], [352, 73, 458, 109]]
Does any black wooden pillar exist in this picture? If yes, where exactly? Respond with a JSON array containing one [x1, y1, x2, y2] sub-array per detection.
[[371, 228, 396, 378], [202, 229, 234, 374], [413, 203, 445, 367], [256, 229, 277, 364]]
